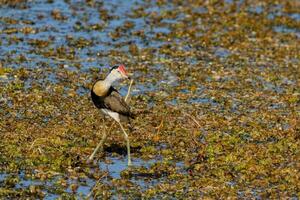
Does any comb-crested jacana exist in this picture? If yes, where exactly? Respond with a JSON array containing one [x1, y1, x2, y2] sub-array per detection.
[[88, 65, 134, 166]]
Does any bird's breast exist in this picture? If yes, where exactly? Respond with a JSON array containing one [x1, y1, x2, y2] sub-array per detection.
[[92, 81, 110, 97]]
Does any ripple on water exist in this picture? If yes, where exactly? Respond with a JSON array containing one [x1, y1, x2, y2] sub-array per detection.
[[214, 47, 231, 59], [273, 26, 300, 38], [289, 13, 300, 21], [188, 97, 218, 106]]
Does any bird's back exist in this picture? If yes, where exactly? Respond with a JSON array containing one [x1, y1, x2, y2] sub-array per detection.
[[91, 80, 135, 121]]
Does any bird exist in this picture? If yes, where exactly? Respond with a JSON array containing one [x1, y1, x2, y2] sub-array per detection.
[[88, 64, 134, 166]]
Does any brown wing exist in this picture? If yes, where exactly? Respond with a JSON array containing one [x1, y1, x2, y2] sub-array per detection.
[[103, 88, 134, 118]]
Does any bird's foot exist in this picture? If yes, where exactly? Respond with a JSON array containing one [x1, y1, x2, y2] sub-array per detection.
[[87, 152, 105, 164], [86, 158, 93, 165]]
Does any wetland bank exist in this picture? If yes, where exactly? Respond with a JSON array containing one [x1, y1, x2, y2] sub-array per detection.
[[0, 0, 299, 199]]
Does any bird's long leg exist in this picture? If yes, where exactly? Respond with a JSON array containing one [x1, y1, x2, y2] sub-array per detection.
[[125, 79, 134, 102], [87, 131, 107, 162], [118, 121, 132, 166], [88, 123, 114, 162]]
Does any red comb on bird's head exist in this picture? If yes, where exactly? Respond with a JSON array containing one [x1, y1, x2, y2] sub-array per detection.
[[118, 64, 127, 76]]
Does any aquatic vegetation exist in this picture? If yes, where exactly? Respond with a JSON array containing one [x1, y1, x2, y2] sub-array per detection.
[[0, 0, 299, 198]]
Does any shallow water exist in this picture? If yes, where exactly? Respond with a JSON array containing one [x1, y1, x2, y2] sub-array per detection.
[[0, 0, 299, 198], [99, 157, 157, 179]]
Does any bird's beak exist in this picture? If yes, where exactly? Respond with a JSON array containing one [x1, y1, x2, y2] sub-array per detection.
[[121, 73, 129, 79], [126, 73, 133, 80]]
